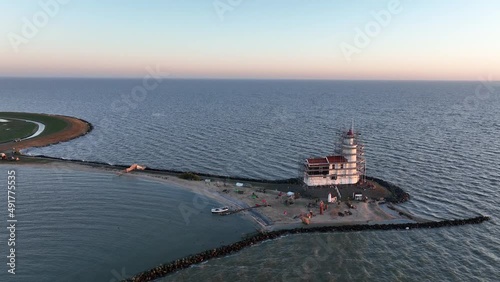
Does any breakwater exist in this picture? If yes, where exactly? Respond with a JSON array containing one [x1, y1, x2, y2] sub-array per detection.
[[124, 215, 491, 282], [21, 156, 410, 204], [366, 176, 410, 203], [24, 155, 302, 183]]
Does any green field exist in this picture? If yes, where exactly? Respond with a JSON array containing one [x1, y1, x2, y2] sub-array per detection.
[[0, 112, 69, 143], [0, 119, 38, 143]]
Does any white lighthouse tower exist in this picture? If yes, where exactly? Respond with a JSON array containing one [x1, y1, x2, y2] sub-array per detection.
[[341, 127, 360, 184]]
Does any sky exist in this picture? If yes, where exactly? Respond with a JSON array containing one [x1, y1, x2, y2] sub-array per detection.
[[0, 0, 499, 80]]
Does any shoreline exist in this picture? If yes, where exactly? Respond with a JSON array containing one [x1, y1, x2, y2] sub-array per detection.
[[8, 153, 492, 282], [10, 155, 417, 231]]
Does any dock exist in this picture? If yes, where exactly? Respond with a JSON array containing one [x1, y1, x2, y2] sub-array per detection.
[[218, 204, 271, 215]]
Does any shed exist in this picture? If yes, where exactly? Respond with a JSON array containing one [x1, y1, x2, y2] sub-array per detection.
[[353, 193, 363, 201]]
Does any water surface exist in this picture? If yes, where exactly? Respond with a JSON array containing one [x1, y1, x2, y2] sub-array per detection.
[[0, 78, 498, 281]]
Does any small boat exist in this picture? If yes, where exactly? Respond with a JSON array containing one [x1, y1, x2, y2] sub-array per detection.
[[211, 207, 229, 214]]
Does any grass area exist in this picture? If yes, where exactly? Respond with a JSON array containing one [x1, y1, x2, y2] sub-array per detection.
[[178, 172, 201, 181], [0, 119, 38, 143], [0, 112, 69, 141]]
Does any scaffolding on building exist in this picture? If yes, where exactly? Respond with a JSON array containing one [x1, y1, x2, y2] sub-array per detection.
[[332, 129, 366, 181]]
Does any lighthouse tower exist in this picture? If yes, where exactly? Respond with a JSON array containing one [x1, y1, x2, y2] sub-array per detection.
[[341, 127, 359, 184]]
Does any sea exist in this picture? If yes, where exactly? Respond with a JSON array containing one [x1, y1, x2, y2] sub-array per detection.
[[0, 78, 499, 281]]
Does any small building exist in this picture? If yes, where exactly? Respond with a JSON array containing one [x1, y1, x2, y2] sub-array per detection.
[[353, 193, 363, 201]]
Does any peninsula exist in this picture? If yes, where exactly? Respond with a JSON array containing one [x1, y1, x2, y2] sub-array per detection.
[[0, 112, 490, 282], [0, 112, 91, 152], [0, 112, 450, 230]]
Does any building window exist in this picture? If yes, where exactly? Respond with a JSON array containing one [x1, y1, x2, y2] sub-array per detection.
[[331, 176, 337, 180], [340, 164, 344, 169]]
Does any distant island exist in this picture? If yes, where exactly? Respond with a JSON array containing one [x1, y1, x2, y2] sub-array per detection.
[[0, 112, 92, 153]]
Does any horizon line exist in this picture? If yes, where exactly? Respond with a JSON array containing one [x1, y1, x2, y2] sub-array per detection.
[[0, 76, 495, 83]]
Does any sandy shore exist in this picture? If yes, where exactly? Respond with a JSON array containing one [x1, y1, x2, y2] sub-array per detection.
[[3, 152, 418, 231], [153, 175, 415, 231], [70, 163, 417, 231]]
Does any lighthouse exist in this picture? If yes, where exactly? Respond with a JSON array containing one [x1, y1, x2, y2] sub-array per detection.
[[303, 126, 364, 186], [341, 128, 360, 184]]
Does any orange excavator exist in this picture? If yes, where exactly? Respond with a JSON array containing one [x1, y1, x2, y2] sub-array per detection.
[[119, 163, 147, 174]]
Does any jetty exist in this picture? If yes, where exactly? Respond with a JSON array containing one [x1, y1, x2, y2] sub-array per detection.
[[216, 204, 271, 216], [124, 215, 491, 282]]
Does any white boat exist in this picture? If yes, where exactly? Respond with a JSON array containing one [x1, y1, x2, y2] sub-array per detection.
[[211, 207, 229, 214]]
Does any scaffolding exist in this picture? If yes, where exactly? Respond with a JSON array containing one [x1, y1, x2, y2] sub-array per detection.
[[333, 127, 366, 183]]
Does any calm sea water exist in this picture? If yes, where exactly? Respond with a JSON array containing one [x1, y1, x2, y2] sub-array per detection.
[[0, 78, 499, 281], [0, 165, 255, 282]]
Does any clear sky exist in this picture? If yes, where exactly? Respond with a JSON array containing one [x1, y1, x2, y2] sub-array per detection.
[[0, 0, 499, 80]]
